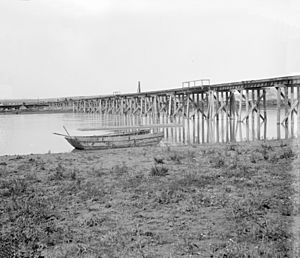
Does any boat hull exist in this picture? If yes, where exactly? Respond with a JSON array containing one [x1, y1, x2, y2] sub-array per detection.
[[65, 131, 164, 150]]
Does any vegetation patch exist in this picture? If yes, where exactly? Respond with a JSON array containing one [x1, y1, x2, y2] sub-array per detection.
[[0, 140, 296, 257]]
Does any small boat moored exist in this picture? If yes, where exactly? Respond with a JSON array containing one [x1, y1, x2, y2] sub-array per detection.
[[54, 128, 164, 150]]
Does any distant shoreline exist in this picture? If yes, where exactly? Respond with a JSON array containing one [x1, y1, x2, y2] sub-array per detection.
[[0, 109, 73, 115]]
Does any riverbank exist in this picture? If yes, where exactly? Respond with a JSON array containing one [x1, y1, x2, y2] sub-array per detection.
[[0, 140, 299, 257]]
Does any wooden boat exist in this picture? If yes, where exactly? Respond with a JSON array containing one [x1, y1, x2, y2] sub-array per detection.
[[55, 129, 164, 150]]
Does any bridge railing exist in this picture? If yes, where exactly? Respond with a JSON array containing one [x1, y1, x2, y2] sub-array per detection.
[[182, 79, 210, 88]]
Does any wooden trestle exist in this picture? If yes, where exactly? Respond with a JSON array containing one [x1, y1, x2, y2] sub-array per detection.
[[49, 76, 300, 143]]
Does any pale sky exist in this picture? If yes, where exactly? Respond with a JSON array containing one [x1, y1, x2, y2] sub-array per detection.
[[0, 0, 299, 99]]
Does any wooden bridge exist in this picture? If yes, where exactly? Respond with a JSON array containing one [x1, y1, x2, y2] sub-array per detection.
[[49, 75, 300, 142]]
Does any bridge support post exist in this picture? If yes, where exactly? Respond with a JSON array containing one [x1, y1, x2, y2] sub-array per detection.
[[257, 89, 261, 140], [284, 86, 289, 139], [215, 91, 220, 143], [277, 86, 281, 139], [220, 91, 225, 143], [207, 90, 215, 143], [196, 93, 200, 144], [291, 86, 294, 138], [192, 93, 196, 144], [186, 93, 190, 144], [245, 89, 249, 141], [263, 89, 267, 140]]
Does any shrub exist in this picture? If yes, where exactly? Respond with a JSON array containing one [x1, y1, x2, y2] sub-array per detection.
[[168, 152, 183, 164], [149, 166, 169, 177], [153, 157, 164, 164]]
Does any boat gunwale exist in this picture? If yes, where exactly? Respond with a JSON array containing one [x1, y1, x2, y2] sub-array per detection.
[[65, 131, 163, 140]]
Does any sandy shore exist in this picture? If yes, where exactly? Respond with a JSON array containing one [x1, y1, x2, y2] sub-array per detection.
[[0, 140, 299, 257]]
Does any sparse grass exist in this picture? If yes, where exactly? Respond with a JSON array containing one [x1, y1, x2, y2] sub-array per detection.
[[0, 140, 296, 257], [168, 151, 184, 164], [0, 178, 28, 197], [110, 162, 128, 176], [149, 165, 169, 177]]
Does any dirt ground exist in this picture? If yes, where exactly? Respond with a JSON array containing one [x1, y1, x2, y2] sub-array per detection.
[[0, 140, 299, 257]]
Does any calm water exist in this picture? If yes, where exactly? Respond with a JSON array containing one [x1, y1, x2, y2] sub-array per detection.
[[0, 110, 297, 156], [0, 113, 112, 156]]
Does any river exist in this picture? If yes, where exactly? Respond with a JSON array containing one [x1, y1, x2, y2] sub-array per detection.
[[0, 110, 297, 156]]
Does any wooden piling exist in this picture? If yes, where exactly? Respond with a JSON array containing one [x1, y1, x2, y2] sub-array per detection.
[[209, 90, 215, 142], [216, 91, 220, 143], [245, 89, 249, 141], [197, 93, 200, 144], [257, 89, 260, 140], [226, 92, 229, 142], [284, 86, 289, 139], [263, 89, 267, 140], [238, 90, 242, 122], [251, 90, 255, 141], [277, 87, 281, 140], [186, 93, 190, 144], [221, 91, 224, 142], [201, 93, 205, 143], [192, 93, 196, 144], [291, 86, 294, 138]]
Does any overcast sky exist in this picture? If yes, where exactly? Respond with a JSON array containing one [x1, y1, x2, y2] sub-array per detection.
[[0, 0, 299, 99]]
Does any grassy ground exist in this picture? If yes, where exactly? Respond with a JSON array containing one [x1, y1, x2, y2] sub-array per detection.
[[0, 140, 298, 257]]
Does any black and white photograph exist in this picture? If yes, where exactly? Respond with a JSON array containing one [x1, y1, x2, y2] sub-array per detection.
[[0, 0, 299, 257]]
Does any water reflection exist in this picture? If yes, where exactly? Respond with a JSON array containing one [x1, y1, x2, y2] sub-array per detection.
[[81, 109, 297, 145]]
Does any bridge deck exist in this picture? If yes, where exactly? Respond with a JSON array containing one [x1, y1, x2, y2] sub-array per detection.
[[69, 75, 300, 101]]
